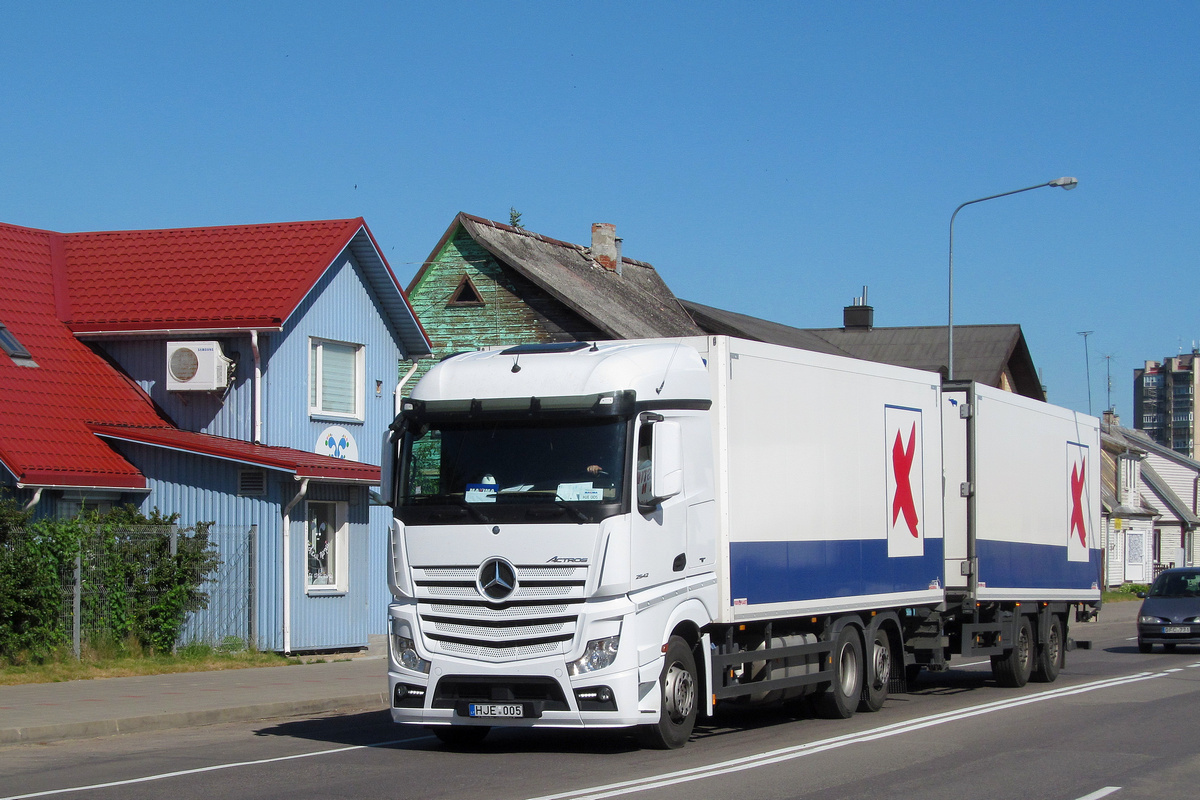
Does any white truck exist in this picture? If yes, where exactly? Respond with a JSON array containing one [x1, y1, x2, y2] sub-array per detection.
[[381, 336, 1101, 748]]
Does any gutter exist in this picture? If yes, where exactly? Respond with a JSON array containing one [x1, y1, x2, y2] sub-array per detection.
[[22, 487, 43, 512], [250, 330, 263, 444]]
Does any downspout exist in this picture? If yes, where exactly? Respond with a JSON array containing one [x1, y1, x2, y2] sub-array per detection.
[[22, 487, 43, 512], [281, 477, 310, 654], [250, 330, 263, 444]]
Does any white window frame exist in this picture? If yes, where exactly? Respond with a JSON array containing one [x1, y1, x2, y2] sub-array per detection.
[[305, 499, 348, 595], [309, 337, 365, 421]]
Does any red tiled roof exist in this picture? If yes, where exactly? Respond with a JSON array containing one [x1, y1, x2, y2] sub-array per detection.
[[1, 219, 395, 491], [0, 224, 163, 489], [89, 425, 380, 484], [59, 219, 366, 333]]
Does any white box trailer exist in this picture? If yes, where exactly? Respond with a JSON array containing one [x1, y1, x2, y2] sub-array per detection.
[[383, 336, 1101, 749]]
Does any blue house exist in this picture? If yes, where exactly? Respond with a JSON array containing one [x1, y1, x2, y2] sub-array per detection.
[[0, 218, 432, 651]]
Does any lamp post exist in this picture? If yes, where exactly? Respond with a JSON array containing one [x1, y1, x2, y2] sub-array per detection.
[[948, 177, 1077, 381]]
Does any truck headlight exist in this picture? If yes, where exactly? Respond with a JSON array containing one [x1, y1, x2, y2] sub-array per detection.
[[568, 635, 620, 676], [391, 635, 431, 674]]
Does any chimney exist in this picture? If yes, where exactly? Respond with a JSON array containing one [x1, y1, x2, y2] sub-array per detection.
[[1102, 409, 1120, 428], [591, 223, 622, 275], [843, 285, 874, 330]]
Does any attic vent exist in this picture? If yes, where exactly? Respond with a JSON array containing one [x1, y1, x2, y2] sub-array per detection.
[[238, 469, 266, 496], [447, 275, 484, 306]]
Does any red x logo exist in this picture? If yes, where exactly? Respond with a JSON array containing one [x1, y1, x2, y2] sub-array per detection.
[[892, 423, 919, 538], [1070, 461, 1087, 547]]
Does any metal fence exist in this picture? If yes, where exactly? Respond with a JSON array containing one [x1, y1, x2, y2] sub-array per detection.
[[178, 525, 256, 648], [57, 525, 256, 656]]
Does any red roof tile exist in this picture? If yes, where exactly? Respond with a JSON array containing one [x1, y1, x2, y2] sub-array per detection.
[[0, 219, 391, 491], [60, 219, 366, 333], [89, 425, 380, 483]]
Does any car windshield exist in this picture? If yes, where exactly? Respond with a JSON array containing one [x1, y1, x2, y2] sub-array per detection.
[[1149, 571, 1200, 598], [397, 416, 628, 523]]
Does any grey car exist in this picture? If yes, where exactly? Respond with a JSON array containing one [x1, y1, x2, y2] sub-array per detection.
[[1137, 567, 1200, 653]]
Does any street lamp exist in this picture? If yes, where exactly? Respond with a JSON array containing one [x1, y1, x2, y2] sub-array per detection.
[[947, 176, 1078, 381]]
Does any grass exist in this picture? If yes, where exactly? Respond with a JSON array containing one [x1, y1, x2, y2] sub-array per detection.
[[1103, 584, 1148, 604], [0, 637, 299, 686]]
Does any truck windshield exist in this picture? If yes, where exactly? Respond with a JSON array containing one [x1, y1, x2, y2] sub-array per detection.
[[397, 416, 628, 524]]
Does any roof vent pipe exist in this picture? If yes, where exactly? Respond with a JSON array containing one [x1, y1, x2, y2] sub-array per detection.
[[843, 285, 874, 330]]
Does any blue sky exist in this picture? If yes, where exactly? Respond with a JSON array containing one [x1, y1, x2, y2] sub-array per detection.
[[2, 2, 1196, 421]]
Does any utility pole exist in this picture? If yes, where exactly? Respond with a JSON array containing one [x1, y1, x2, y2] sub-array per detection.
[[1078, 331, 1094, 416], [1103, 354, 1115, 415]]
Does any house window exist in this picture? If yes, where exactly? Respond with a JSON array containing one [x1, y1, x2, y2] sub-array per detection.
[[447, 275, 484, 306], [309, 338, 363, 419], [306, 500, 348, 593]]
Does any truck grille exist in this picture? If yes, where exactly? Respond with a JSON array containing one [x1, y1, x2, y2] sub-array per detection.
[[411, 564, 586, 661]]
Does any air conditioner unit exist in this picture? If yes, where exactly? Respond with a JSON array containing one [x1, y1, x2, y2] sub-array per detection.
[[166, 341, 234, 392]]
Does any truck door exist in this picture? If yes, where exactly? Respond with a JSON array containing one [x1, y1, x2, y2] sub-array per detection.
[[629, 414, 690, 590]]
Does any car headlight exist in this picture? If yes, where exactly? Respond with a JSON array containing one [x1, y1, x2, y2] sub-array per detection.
[[391, 634, 431, 674], [568, 636, 620, 676], [1140, 615, 1168, 625]]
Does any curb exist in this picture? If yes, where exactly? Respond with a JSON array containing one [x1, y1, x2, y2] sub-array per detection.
[[0, 692, 389, 745]]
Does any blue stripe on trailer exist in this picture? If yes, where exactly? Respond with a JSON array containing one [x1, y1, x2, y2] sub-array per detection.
[[729, 539, 945, 606], [975, 539, 1102, 591]]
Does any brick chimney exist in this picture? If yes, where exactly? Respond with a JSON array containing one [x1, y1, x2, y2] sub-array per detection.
[[591, 223, 622, 275]]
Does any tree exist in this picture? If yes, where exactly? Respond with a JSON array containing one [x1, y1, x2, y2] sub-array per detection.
[[509, 207, 524, 229]]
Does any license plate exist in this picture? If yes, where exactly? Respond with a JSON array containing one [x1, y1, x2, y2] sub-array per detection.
[[468, 703, 525, 718], [1164, 626, 1191, 634]]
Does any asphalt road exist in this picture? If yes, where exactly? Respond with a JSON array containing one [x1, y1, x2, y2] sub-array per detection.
[[4, 604, 1198, 800]]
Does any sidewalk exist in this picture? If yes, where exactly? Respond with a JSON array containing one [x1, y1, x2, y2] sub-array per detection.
[[0, 654, 390, 745]]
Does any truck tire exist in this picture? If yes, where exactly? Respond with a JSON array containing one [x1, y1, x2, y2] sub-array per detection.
[[859, 627, 891, 712], [814, 625, 863, 719], [991, 616, 1034, 688], [431, 726, 490, 748], [1032, 616, 1063, 683], [637, 636, 698, 749]]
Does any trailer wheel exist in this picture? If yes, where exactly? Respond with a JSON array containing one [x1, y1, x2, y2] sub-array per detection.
[[1032, 616, 1063, 683], [637, 636, 698, 749], [991, 616, 1034, 688], [859, 627, 891, 712], [431, 726, 490, 748], [814, 625, 863, 719]]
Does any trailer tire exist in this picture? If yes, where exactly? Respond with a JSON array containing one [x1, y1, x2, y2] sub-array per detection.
[[1032, 615, 1063, 683], [991, 615, 1034, 688], [859, 627, 891, 712], [431, 726, 490, 748], [637, 636, 698, 750], [814, 625, 863, 719]]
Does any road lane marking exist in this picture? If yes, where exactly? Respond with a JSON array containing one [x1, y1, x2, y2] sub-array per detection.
[[524, 672, 1163, 800], [1075, 787, 1121, 800], [0, 736, 434, 800], [0, 671, 1167, 800]]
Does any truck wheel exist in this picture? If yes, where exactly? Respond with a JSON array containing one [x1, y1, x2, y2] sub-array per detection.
[[1032, 616, 1063, 683], [991, 616, 1034, 688], [637, 636, 698, 749], [859, 627, 891, 712], [431, 726, 490, 748], [814, 625, 863, 719]]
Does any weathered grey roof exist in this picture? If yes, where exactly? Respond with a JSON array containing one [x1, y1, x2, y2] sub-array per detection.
[[443, 214, 703, 339], [680, 300, 1043, 399], [1142, 461, 1200, 528]]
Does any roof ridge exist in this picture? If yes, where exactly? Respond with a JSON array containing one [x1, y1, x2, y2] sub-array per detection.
[[458, 213, 653, 268]]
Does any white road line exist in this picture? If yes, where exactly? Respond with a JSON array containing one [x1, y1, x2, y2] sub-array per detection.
[[0, 736, 433, 800], [524, 672, 1163, 800], [1075, 787, 1121, 800], [0, 671, 1165, 800]]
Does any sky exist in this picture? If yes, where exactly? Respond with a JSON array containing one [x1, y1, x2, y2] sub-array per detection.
[[2, 2, 1196, 422]]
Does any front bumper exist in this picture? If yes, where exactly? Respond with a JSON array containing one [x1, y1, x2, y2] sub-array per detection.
[[1137, 622, 1200, 647]]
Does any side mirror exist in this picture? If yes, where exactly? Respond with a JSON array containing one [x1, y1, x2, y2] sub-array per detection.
[[651, 421, 683, 502], [1135, 591, 1147, 599], [379, 427, 397, 506]]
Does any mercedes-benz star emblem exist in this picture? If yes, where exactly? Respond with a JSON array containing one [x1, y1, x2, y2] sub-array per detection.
[[477, 558, 518, 601]]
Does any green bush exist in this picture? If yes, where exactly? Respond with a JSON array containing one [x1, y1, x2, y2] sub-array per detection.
[[0, 494, 220, 660]]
